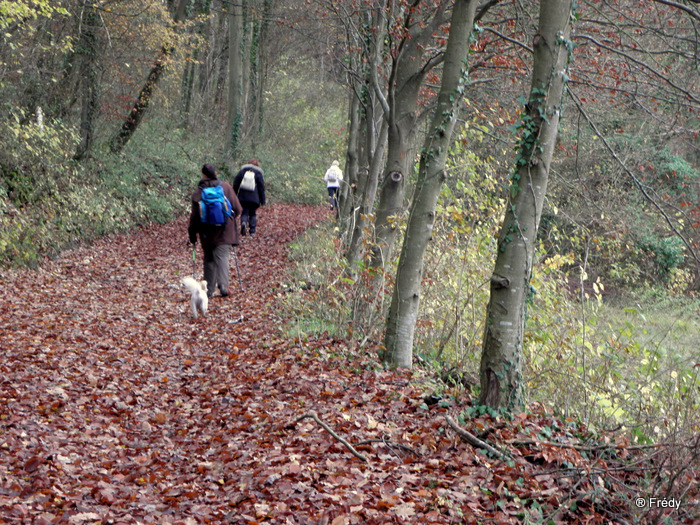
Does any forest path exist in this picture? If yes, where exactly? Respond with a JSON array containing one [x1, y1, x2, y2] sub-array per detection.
[[0, 204, 457, 523], [0, 204, 677, 524]]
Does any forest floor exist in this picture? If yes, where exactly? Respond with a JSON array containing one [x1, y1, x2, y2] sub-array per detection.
[[0, 203, 697, 524]]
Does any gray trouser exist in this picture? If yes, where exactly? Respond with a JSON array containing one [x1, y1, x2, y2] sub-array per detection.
[[203, 244, 230, 296]]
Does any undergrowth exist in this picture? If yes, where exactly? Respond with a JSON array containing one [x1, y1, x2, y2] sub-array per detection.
[[282, 200, 699, 447], [0, 115, 203, 267]]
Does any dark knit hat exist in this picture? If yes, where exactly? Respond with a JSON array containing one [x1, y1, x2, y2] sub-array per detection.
[[202, 164, 217, 179]]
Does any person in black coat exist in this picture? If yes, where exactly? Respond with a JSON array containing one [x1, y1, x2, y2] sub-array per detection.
[[233, 159, 266, 236]]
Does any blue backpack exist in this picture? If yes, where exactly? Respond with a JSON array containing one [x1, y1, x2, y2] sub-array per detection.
[[199, 184, 232, 227]]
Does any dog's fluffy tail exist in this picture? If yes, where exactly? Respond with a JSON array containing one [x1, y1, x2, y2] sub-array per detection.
[[182, 276, 207, 293]]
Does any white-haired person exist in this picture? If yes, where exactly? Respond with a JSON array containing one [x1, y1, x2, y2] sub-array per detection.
[[324, 160, 343, 210]]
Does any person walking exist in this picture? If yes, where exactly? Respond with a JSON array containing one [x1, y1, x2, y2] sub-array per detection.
[[188, 164, 242, 298], [324, 160, 343, 210], [233, 159, 266, 236]]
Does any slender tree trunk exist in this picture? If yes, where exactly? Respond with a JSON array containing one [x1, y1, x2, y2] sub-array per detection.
[[74, 0, 101, 161], [478, 0, 573, 409], [383, 0, 478, 368], [245, 0, 271, 143], [226, 0, 244, 159], [110, 0, 188, 153], [253, 0, 272, 138], [213, 5, 230, 111], [344, 5, 389, 260], [346, 118, 388, 265], [242, 0, 253, 126], [180, 53, 197, 129], [340, 89, 360, 224], [109, 50, 171, 153]]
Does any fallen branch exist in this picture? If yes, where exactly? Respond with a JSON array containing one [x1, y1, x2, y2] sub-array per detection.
[[445, 415, 508, 461], [510, 439, 667, 452], [294, 412, 367, 462], [355, 438, 422, 457]]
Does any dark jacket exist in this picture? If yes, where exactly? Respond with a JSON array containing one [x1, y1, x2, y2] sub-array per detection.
[[188, 179, 243, 247], [233, 164, 266, 207]]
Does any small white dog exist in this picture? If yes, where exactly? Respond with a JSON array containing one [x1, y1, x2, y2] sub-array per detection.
[[182, 277, 208, 318]]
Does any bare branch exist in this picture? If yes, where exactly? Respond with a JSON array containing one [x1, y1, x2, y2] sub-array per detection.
[[568, 88, 700, 266], [445, 415, 508, 460], [651, 0, 700, 21], [574, 34, 700, 106], [293, 412, 367, 462]]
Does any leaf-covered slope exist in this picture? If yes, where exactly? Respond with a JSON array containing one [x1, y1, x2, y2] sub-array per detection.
[[0, 204, 696, 524]]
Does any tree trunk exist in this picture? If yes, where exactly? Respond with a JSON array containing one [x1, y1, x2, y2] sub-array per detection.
[[226, 0, 244, 159], [342, 7, 387, 256], [346, 117, 388, 265], [110, 0, 188, 153], [213, 3, 230, 111], [340, 88, 360, 224], [478, 0, 574, 409], [245, 0, 271, 143], [179, 0, 213, 131], [383, 0, 478, 368], [109, 49, 171, 153], [180, 53, 197, 129], [366, 119, 412, 270], [74, 0, 101, 161], [367, 1, 448, 272]]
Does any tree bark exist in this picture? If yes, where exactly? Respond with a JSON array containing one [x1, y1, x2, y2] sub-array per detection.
[[478, 0, 574, 409], [346, 117, 388, 267], [383, 0, 478, 368], [74, 0, 101, 161], [339, 88, 360, 224], [226, 0, 244, 158], [367, 0, 448, 272], [342, 6, 387, 259]]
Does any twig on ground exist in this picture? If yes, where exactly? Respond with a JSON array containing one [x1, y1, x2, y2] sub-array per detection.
[[355, 437, 422, 457], [445, 415, 508, 461], [510, 439, 667, 452], [294, 412, 367, 462]]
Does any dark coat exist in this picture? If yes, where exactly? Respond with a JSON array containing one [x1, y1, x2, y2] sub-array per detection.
[[233, 164, 266, 207], [188, 179, 243, 247]]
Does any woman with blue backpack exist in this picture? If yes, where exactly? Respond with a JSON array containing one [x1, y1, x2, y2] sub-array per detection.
[[233, 159, 266, 237], [188, 164, 242, 298]]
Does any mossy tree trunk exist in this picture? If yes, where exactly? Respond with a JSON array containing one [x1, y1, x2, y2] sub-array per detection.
[[478, 0, 574, 409]]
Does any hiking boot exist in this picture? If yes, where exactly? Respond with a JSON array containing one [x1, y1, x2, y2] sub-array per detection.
[[241, 223, 247, 236]]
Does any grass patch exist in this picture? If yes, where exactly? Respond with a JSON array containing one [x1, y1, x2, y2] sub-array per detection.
[[279, 221, 351, 339]]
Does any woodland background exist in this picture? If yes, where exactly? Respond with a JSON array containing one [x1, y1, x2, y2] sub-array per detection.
[[0, 0, 699, 522]]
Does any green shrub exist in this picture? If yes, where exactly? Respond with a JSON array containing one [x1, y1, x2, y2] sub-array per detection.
[[637, 233, 685, 279], [0, 114, 195, 267]]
